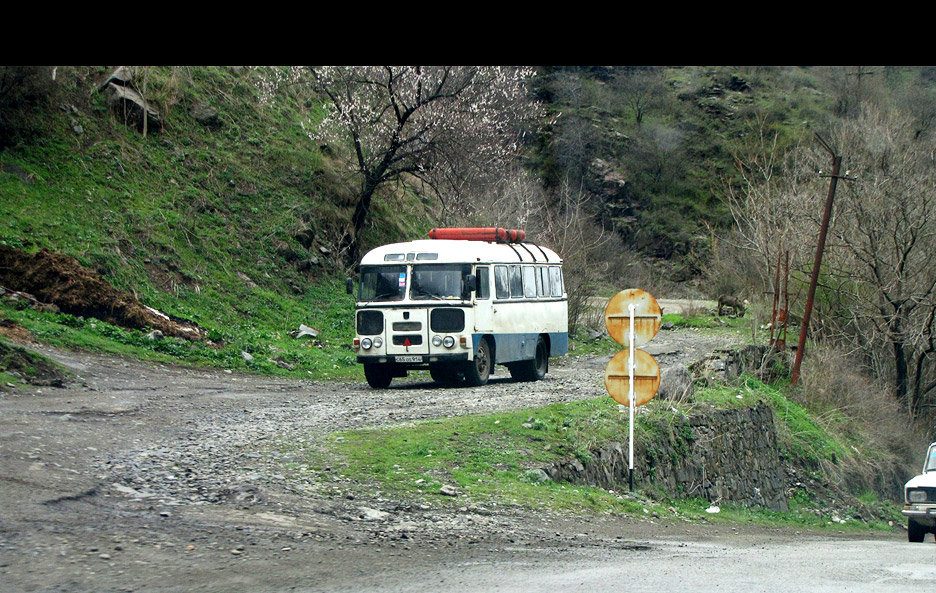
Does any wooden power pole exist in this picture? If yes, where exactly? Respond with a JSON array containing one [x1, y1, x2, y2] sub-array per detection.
[[791, 134, 842, 386]]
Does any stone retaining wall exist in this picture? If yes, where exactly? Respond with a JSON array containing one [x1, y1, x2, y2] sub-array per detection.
[[544, 403, 789, 511]]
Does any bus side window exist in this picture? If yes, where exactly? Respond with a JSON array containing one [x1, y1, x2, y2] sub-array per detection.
[[494, 266, 509, 299], [537, 266, 547, 297], [522, 266, 537, 298], [476, 266, 490, 299], [509, 265, 523, 298], [549, 266, 563, 297]]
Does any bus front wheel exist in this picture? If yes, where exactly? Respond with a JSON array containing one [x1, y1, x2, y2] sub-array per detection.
[[364, 364, 393, 389], [430, 363, 462, 384], [463, 337, 492, 387]]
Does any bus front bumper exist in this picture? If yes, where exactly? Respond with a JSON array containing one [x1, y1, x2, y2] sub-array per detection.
[[356, 353, 470, 366]]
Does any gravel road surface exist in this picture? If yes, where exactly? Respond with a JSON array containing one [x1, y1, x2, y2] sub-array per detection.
[[0, 327, 909, 592]]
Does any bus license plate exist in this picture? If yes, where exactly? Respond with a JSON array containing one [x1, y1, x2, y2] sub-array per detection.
[[395, 355, 422, 363]]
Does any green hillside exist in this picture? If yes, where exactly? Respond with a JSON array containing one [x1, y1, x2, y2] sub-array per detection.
[[0, 66, 419, 378], [2, 65, 935, 387]]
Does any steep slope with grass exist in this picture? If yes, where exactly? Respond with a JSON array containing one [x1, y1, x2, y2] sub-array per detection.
[[0, 66, 433, 379]]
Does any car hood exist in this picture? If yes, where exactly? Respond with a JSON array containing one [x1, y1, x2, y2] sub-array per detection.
[[906, 472, 936, 489]]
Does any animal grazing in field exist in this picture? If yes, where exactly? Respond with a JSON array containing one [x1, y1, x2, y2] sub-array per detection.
[[717, 295, 747, 317]]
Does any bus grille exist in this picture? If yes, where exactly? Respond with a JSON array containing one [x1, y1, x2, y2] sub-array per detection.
[[357, 310, 383, 335], [430, 309, 465, 332]]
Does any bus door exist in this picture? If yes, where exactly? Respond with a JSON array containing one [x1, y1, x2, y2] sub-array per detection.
[[473, 265, 493, 332]]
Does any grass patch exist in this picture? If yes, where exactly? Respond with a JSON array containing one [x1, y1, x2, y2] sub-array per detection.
[[321, 398, 662, 515], [568, 332, 620, 356], [662, 310, 749, 332], [689, 375, 854, 469], [291, 371, 904, 531], [0, 338, 71, 387], [670, 496, 899, 532]]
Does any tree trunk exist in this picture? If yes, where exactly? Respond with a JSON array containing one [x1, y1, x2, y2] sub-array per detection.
[[342, 176, 380, 268], [893, 337, 910, 414]]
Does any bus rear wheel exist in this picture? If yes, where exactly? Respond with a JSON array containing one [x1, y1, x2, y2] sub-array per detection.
[[510, 337, 548, 382], [463, 337, 492, 387], [364, 364, 393, 389]]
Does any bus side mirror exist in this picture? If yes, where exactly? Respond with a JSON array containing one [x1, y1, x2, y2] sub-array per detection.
[[465, 274, 477, 293], [345, 278, 354, 295]]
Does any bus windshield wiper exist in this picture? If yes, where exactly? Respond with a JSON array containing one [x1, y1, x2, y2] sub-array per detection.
[[361, 291, 399, 306]]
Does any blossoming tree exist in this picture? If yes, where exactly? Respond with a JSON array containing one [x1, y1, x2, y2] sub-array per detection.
[[299, 66, 541, 266]]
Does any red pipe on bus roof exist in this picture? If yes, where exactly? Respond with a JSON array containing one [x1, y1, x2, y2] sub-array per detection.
[[428, 227, 526, 243]]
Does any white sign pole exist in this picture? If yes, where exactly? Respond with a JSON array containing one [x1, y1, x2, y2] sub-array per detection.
[[628, 303, 636, 491]]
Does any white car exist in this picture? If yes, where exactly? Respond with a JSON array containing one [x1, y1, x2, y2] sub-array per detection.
[[902, 442, 936, 542]]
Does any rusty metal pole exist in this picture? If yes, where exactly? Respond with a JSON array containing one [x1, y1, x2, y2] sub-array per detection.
[[770, 248, 781, 346], [781, 250, 790, 349], [791, 139, 841, 385]]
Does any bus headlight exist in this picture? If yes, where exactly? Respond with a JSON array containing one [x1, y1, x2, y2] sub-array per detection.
[[442, 336, 455, 348], [432, 336, 443, 347], [373, 337, 383, 348], [361, 338, 373, 350]]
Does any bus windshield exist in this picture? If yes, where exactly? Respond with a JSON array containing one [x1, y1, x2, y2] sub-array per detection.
[[359, 265, 407, 302], [410, 264, 472, 300]]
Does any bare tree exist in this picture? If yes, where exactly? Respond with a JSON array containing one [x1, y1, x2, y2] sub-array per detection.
[[722, 113, 817, 294], [546, 70, 608, 187], [613, 67, 667, 126], [537, 180, 614, 335], [820, 106, 936, 417], [459, 170, 612, 335], [726, 105, 936, 418]]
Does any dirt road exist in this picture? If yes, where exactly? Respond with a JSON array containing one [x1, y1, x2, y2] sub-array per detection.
[[0, 329, 903, 592]]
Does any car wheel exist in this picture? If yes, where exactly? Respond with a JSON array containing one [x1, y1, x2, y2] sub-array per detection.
[[463, 337, 491, 387], [908, 518, 927, 543], [364, 364, 393, 389]]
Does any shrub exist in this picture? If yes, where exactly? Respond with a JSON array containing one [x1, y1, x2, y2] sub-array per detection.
[[798, 343, 926, 497], [0, 66, 58, 148]]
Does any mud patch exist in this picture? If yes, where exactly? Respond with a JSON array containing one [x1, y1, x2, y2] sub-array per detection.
[[0, 340, 70, 387], [0, 245, 201, 340], [0, 317, 37, 345]]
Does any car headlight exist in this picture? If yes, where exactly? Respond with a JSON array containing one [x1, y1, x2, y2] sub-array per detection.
[[432, 335, 443, 347], [373, 337, 383, 348], [442, 336, 455, 348], [909, 489, 929, 503], [361, 338, 373, 350]]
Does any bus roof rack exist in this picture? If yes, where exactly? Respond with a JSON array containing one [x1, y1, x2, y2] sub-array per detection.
[[428, 227, 526, 243]]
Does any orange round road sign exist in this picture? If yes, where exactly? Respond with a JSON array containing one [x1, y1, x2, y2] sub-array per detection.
[[604, 348, 661, 407], [604, 289, 662, 348]]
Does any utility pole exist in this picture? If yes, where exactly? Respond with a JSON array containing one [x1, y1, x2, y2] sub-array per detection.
[[791, 134, 842, 386]]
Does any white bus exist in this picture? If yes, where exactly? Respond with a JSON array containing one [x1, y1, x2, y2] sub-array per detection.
[[350, 228, 568, 388]]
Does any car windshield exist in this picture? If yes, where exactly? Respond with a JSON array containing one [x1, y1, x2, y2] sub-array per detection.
[[359, 265, 407, 302], [926, 445, 936, 472], [410, 264, 471, 300]]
